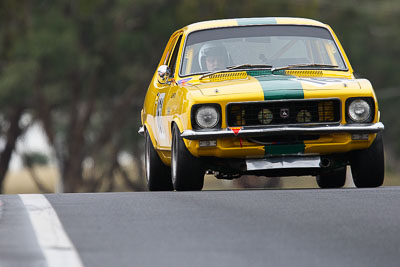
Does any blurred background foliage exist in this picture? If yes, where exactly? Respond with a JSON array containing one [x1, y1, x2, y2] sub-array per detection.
[[0, 0, 398, 193]]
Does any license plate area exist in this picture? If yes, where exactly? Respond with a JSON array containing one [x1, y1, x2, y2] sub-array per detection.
[[246, 156, 321, 171]]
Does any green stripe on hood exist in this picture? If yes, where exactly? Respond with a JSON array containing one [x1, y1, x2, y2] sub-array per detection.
[[253, 75, 305, 155], [236, 18, 277, 25], [255, 75, 304, 100]]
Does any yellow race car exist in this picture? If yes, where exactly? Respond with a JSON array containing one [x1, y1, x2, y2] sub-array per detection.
[[139, 17, 384, 191]]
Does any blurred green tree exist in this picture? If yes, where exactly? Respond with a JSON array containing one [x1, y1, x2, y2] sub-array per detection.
[[0, 0, 32, 192]]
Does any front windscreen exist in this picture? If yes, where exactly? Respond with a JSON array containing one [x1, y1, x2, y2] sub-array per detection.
[[180, 25, 347, 76]]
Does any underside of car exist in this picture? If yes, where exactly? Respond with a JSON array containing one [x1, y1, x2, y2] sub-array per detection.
[[202, 153, 349, 179]]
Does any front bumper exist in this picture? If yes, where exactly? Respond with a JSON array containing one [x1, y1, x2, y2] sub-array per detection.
[[181, 122, 384, 140]]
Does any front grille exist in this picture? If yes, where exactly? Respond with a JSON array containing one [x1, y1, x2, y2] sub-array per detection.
[[227, 99, 341, 127]]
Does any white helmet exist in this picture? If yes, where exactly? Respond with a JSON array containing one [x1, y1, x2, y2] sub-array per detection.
[[198, 43, 229, 71]]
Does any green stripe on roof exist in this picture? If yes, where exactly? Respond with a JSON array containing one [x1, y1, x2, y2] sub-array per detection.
[[265, 144, 305, 155], [254, 75, 304, 100], [237, 18, 277, 26]]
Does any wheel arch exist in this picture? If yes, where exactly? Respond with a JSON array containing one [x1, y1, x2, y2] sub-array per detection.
[[171, 117, 185, 137], [143, 123, 157, 150], [171, 117, 200, 158], [144, 122, 172, 166]]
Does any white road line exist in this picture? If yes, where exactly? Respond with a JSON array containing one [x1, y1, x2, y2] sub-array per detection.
[[19, 194, 84, 267], [0, 200, 3, 220]]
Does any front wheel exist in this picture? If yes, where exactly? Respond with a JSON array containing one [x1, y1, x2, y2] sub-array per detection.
[[145, 130, 173, 191], [316, 167, 347, 189], [171, 125, 204, 191], [350, 132, 385, 188]]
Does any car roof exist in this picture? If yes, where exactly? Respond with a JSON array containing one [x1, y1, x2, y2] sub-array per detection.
[[182, 17, 327, 34]]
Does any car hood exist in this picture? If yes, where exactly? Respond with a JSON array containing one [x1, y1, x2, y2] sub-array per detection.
[[189, 75, 361, 97]]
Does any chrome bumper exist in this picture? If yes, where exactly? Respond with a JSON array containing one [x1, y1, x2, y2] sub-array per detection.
[[181, 122, 384, 140]]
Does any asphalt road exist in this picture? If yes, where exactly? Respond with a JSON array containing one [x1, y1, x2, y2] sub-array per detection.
[[1, 187, 400, 267]]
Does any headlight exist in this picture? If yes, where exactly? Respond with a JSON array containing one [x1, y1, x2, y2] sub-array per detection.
[[348, 99, 371, 122], [258, 108, 273, 124], [195, 105, 220, 128], [297, 110, 312, 123]]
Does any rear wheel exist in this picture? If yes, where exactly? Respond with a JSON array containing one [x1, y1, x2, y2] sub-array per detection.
[[171, 125, 204, 191], [145, 130, 173, 191], [350, 132, 384, 188], [316, 167, 346, 188]]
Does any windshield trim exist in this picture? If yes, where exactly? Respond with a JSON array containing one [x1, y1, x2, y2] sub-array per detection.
[[178, 24, 349, 78]]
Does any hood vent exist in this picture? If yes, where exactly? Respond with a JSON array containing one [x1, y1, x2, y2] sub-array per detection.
[[285, 70, 324, 77], [201, 71, 248, 82]]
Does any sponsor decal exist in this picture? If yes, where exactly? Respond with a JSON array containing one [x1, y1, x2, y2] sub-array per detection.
[[229, 127, 243, 136], [177, 77, 192, 86]]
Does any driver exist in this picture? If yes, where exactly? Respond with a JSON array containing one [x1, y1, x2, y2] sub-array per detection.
[[199, 43, 229, 71]]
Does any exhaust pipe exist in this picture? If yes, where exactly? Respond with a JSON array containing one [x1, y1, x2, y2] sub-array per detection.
[[320, 158, 331, 168]]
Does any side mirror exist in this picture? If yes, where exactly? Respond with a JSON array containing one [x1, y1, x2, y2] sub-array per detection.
[[157, 65, 171, 84]]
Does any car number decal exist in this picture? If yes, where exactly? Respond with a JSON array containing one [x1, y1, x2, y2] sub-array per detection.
[[155, 93, 166, 140]]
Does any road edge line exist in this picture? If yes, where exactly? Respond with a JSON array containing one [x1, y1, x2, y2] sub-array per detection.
[[19, 194, 84, 267]]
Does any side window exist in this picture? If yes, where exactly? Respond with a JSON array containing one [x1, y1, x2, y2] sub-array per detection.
[[168, 35, 183, 77], [162, 36, 178, 66]]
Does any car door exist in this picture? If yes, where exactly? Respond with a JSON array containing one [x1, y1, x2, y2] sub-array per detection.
[[153, 33, 183, 148]]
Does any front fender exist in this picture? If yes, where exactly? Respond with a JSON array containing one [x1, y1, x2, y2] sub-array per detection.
[[171, 117, 185, 135], [171, 116, 200, 158]]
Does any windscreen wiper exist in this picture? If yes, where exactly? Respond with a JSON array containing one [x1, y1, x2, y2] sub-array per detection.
[[227, 63, 273, 70], [200, 64, 272, 80], [271, 63, 339, 72]]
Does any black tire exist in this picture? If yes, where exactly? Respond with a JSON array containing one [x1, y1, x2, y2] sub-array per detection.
[[316, 167, 347, 188], [350, 132, 385, 188], [145, 130, 173, 191], [171, 125, 204, 191]]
